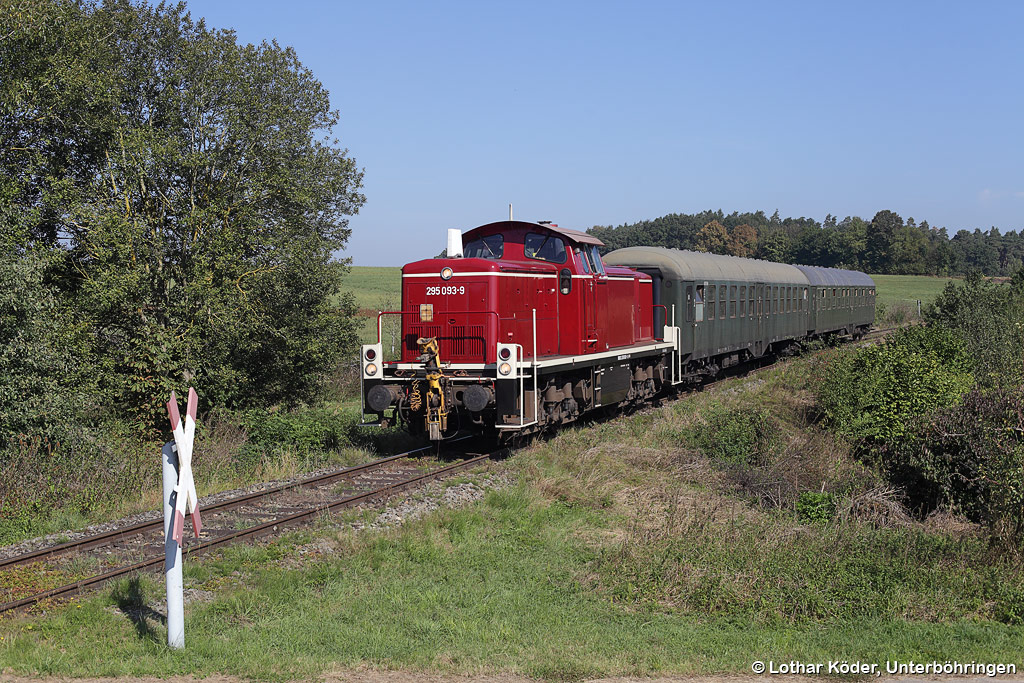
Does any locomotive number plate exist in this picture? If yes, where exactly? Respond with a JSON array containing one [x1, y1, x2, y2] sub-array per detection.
[[425, 286, 465, 296]]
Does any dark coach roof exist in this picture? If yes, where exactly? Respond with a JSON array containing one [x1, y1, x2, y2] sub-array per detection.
[[793, 265, 875, 287]]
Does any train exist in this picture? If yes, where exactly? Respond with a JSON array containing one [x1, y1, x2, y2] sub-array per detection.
[[360, 220, 875, 441]]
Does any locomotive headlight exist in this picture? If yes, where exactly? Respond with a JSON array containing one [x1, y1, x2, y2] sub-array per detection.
[[440, 267, 453, 280], [498, 347, 511, 361], [361, 343, 383, 379], [498, 362, 512, 376]]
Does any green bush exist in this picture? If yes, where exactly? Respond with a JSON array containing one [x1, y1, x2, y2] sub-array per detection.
[[796, 491, 836, 523], [238, 407, 353, 460], [814, 325, 974, 446], [911, 386, 1024, 545], [996, 582, 1024, 625], [689, 405, 780, 467], [925, 272, 1024, 387]]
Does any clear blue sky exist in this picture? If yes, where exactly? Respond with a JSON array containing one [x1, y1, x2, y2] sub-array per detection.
[[183, 0, 1024, 267]]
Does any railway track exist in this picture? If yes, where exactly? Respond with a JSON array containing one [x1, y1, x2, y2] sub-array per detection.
[[0, 438, 502, 614], [1, 325, 896, 616]]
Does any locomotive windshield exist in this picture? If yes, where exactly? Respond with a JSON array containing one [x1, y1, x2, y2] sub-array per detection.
[[463, 234, 504, 259], [524, 233, 567, 263]]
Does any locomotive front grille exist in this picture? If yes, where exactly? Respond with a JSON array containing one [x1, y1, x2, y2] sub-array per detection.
[[407, 324, 485, 361]]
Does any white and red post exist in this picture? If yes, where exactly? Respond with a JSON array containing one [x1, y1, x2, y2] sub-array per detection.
[[163, 388, 202, 649]]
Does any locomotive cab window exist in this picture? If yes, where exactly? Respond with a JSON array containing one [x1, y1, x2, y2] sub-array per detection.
[[524, 233, 567, 263], [589, 245, 607, 275], [574, 247, 591, 274], [463, 234, 504, 259]]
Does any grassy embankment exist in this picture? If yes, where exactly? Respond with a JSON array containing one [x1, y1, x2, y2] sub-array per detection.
[[3, 352, 1021, 679]]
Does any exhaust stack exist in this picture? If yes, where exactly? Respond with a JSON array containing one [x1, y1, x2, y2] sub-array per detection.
[[447, 228, 463, 258]]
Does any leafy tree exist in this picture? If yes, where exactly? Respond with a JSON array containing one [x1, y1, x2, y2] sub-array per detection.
[[694, 219, 729, 254], [725, 223, 757, 257], [0, 249, 86, 445], [866, 210, 903, 272], [757, 229, 790, 263], [1, 0, 365, 431], [590, 208, 1018, 275]]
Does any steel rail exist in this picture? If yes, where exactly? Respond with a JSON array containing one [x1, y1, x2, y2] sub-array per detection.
[[0, 437, 473, 571], [0, 450, 498, 613]]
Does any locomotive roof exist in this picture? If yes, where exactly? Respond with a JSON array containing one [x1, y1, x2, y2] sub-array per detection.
[[465, 221, 604, 246], [603, 246, 806, 285], [792, 264, 875, 287]]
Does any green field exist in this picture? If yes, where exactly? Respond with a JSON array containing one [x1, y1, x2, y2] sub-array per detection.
[[340, 265, 402, 344], [869, 273, 958, 314]]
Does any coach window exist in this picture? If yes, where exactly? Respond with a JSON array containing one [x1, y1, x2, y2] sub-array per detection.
[[740, 286, 746, 317], [524, 233, 567, 263], [686, 285, 694, 322], [729, 285, 737, 318], [574, 247, 591, 274], [707, 285, 716, 320], [463, 234, 504, 259], [589, 246, 607, 275], [719, 285, 726, 319]]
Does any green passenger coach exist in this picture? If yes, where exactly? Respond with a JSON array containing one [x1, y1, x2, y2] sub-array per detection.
[[603, 247, 874, 381]]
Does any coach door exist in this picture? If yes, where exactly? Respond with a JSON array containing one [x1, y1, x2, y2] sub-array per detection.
[[755, 283, 765, 356]]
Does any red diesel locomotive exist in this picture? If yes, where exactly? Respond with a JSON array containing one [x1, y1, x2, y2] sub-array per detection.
[[360, 220, 675, 440], [361, 219, 875, 441]]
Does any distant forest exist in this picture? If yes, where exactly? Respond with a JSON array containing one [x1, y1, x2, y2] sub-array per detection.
[[587, 209, 1024, 276]]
